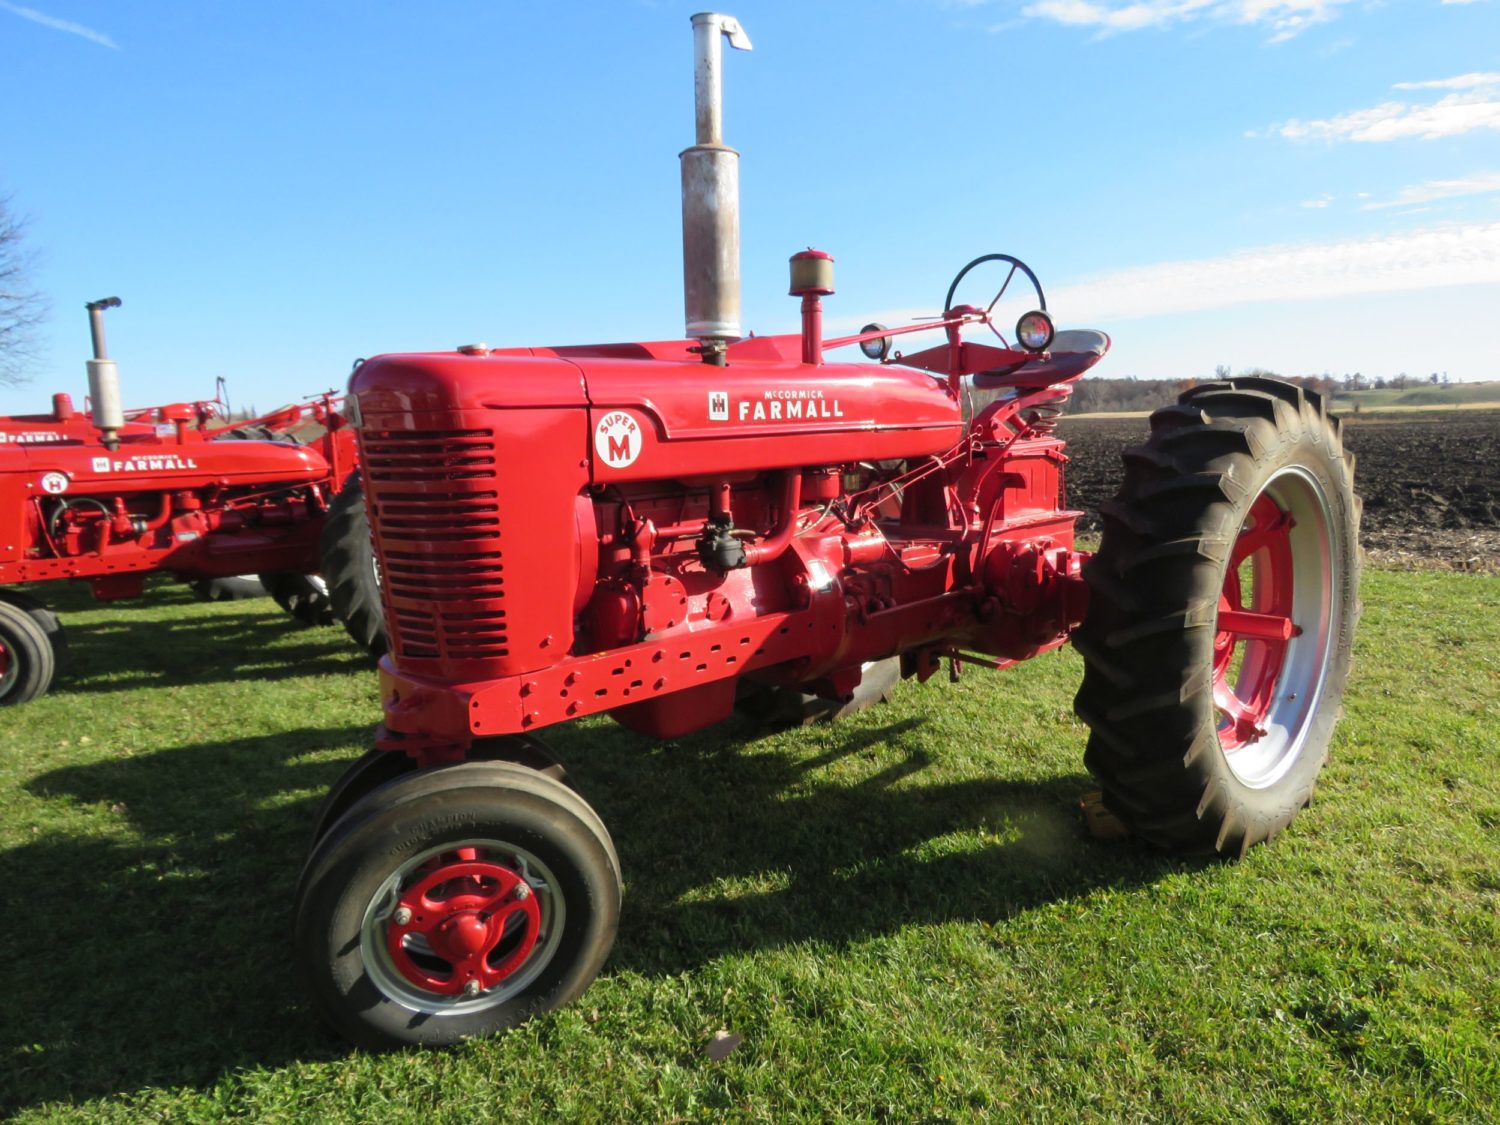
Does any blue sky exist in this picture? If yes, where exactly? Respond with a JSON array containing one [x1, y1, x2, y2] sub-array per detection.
[[2, 0, 1497, 413]]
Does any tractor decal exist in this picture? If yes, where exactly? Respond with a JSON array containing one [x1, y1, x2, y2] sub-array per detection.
[[593, 410, 642, 468], [739, 388, 845, 422]]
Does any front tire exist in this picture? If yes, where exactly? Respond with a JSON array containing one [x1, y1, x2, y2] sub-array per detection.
[[0, 597, 58, 705], [294, 760, 621, 1050], [1072, 378, 1360, 856]]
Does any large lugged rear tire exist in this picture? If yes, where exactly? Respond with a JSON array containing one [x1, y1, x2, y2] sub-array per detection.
[[319, 477, 386, 657], [1072, 377, 1360, 856]]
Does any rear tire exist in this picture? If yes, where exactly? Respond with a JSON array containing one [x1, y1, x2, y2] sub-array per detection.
[[0, 598, 57, 705], [294, 761, 620, 1050], [259, 572, 335, 627], [320, 477, 386, 657], [1072, 377, 1360, 856]]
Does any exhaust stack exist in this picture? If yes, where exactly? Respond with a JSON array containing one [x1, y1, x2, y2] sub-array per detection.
[[681, 12, 752, 363], [85, 296, 124, 450]]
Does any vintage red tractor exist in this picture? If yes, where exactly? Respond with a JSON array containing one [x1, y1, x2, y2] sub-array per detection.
[[292, 13, 1360, 1049], [0, 298, 364, 703]]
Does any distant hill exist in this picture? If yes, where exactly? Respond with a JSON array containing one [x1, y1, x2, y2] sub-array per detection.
[[1329, 381, 1500, 411], [1062, 375, 1500, 417]]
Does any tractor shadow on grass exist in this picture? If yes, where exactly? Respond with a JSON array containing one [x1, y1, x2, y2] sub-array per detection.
[[5, 708, 1201, 1111], [55, 610, 367, 695], [4, 723, 375, 1112], [548, 713, 1207, 978]]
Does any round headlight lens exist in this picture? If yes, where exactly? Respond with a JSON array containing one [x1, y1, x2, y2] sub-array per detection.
[[1016, 310, 1054, 352], [858, 323, 891, 361]]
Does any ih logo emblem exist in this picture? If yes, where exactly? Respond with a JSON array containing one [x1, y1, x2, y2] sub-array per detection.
[[708, 391, 729, 421], [594, 410, 642, 469]]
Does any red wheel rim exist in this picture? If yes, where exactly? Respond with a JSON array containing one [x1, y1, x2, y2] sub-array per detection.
[[1211, 467, 1340, 788], [1213, 492, 1299, 750], [386, 855, 542, 995], [361, 839, 564, 1013]]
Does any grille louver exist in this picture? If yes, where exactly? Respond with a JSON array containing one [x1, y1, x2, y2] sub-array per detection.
[[362, 429, 510, 661]]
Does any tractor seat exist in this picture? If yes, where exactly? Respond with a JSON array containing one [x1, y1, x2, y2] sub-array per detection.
[[973, 329, 1111, 388]]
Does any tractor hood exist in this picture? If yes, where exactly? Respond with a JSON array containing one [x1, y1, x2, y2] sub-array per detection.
[[9, 433, 330, 494]]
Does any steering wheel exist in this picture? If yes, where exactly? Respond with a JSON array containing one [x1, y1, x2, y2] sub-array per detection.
[[942, 254, 1047, 349]]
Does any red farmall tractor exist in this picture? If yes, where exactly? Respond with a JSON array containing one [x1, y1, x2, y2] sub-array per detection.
[[0, 298, 361, 703], [293, 14, 1360, 1049]]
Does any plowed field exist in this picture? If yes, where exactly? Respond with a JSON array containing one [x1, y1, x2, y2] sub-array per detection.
[[1058, 410, 1500, 572]]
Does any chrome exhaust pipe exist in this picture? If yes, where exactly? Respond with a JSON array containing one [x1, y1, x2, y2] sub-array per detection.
[[85, 296, 124, 449], [681, 12, 752, 363]]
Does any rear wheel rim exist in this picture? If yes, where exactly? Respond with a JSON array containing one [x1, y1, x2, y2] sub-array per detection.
[[1212, 466, 1339, 788], [360, 837, 565, 1015]]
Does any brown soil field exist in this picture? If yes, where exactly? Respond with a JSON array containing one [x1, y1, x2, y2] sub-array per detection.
[[1057, 409, 1500, 573]]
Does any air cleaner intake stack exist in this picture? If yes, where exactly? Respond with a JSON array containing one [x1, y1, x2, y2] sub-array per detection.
[[681, 12, 752, 364]]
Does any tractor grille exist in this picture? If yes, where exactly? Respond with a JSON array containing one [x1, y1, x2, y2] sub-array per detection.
[[361, 429, 509, 662]]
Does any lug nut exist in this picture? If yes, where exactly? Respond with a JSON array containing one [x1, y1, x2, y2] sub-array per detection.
[[392, 907, 412, 925], [463, 979, 482, 997], [513, 882, 531, 901]]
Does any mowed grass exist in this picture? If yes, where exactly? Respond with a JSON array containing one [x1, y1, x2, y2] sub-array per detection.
[[1, 571, 1497, 1122]]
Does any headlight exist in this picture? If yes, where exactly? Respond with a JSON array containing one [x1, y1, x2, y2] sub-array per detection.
[[1016, 310, 1054, 352], [857, 323, 891, 361]]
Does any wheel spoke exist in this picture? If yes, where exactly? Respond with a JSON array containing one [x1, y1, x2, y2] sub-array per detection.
[[1213, 672, 1267, 744], [1231, 497, 1290, 567]]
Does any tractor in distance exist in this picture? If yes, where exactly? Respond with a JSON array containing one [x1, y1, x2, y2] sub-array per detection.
[[0, 297, 371, 703], [292, 13, 1360, 1050]]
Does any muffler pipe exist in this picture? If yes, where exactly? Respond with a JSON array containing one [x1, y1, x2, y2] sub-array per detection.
[[681, 12, 752, 363], [85, 296, 124, 450]]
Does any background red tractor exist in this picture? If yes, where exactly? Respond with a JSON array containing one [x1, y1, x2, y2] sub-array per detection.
[[0, 298, 365, 703], [292, 13, 1359, 1050]]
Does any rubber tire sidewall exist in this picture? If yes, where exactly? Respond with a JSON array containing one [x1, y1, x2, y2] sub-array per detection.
[[1193, 438, 1359, 827], [0, 598, 56, 705], [295, 764, 620, 1050], [0, 590, 67, 674]]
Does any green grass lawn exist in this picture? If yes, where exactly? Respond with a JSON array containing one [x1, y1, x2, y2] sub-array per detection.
[[2, 571, 1497, 1122]]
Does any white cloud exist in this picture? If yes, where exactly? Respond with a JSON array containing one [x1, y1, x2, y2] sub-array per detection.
[[1266, 78, 1500, 142], [1361, 171, 1500, 210], [1044, 222, 1500, 321], [0, 0, 116, 48], [1301, 196, 1333, 208], [1021, 0, 1355, 41], [1393, 72, 1500, 91]]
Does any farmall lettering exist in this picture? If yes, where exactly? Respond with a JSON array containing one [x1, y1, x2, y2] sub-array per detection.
[[594, 410, 642, 469], [1, 431, 59, 444], [738, 388, 845, 423], [92, 453, 201, 473]]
